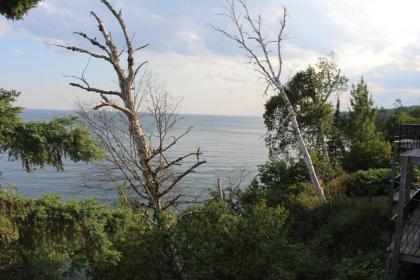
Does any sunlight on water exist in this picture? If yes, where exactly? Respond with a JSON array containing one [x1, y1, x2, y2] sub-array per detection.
[[0, 109, 268, 203]]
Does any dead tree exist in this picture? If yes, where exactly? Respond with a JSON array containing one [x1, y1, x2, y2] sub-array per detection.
[[55, 0, 206, 217], [214, 0, 327, 203]]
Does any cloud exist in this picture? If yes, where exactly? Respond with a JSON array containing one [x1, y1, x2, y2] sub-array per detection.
[[144, 51, 267, 116], [11, 48, 23, 55], [318, 0, 420, 70], [37, 2, 59, 15], [1, 0, 419, 114]]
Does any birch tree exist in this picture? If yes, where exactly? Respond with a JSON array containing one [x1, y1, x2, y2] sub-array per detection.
[[214, 0, 327, 203], [264, 57, 348, 182], [54, 0, 206, 218]]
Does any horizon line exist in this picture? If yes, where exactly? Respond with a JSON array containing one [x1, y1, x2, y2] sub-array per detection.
[[21, 107, 262, 118]]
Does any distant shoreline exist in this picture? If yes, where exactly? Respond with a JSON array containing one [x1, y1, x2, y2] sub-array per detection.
[[20, 108, 262, 119]]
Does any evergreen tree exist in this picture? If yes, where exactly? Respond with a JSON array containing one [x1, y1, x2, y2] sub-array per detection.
[[0, 89, 102, 172], [0, 0, 41, 20], [344, 79, 391, 171], [327, 97, 346, 166]]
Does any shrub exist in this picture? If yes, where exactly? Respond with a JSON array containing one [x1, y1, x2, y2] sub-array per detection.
[[0, 189, 145, 279], [333, 251, 385, 280], [344, 168, 391, 197]]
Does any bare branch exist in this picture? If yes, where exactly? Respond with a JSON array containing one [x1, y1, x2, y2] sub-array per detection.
[[90, 11, 125, 81], [163, 193, 183, 210], [61, 1, 207, 220], [100, 0, 136, 82], [134, 61, 148, 78], [69, 83, 120, 96], [135, 43, 149, 52], [215, 0, 327, 203], [93, 101, 131, 116], [154, 149, 201, 174], [73, 31, 111, 57], [160, 158, 207, 198], [148, 126, 192, 161], [53, 43, 110, 62]]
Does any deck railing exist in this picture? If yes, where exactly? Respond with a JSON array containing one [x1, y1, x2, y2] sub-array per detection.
[[394, 124, 420, 153]]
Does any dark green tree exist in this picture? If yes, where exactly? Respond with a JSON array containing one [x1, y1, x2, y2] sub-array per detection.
[[0, 88, 102, 172], [0, 3, 102, 171], [378, 100, 420, 141], [0, 0, 41, 20], [264, 57, 347, 180], [344, 79, 391, 171], [265, 58, 347, 155], [327, 97, 346, 166]]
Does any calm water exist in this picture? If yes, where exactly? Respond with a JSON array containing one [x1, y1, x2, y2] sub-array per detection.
[[0, 109, 268, 203]]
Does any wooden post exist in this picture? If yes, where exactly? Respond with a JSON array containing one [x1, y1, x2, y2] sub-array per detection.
[[217, 178, 224, 202], [389, 144, 398, 212], [390, 156, 409, 280]]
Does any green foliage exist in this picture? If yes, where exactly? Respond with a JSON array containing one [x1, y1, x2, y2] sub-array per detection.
[[0, 89, 103, 172], [344, 79, 391, 171], [0, 186, 393, 280], [333, 251, 385, 280], [0, 89, 22, 144], [172, 201, 297, 280], [344, 168, 391, 197], [0, 0, 41, 20], [327, 98, 346, 165], [312, 197, 389, 258], [233, 158, 311, 208], [222, 149, 392, 279], [378, 102, 420, 142], [282, 196, 389, 279], [264, 57, 347, 157], [0, 189, 145, 278], [91, 201, 302, 280], [5, 117, 103, 171]]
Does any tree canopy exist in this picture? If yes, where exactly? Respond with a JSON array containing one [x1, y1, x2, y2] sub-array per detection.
[[0, 0, 41, 20], [264, 57, 347, 157], [343, 79, 391, 171], [0, 88, 103, 172]]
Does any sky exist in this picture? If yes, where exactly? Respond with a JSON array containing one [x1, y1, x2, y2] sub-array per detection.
[[0, 0, 420, 116]]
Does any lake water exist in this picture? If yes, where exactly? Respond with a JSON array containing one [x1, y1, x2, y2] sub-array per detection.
[[0, 109, 268, 203]]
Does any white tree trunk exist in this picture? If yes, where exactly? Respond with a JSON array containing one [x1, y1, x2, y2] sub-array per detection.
[[214, 1, 327, 203], [279, 88, 327, 203]]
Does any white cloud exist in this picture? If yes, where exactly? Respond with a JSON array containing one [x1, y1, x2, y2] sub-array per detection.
[[38, 2, 59, 15], [11, 49, 24, 56], [318, 0, 420, 72], [3, 0, 420, 113], [144, 51, 267, 116]]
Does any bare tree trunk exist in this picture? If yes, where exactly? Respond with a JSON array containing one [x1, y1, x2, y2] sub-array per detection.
[[54, 0, 205, 218], [291, 114, 326, 202], [279, 87, 326, 203], [214, 0, 327, 203]]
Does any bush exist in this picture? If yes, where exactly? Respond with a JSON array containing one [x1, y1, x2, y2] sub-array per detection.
[[0, 183, 392, 279], [96, 201, 303, 280], [333, 251, 385, 280], [172, 201, 300, 280], [0, 189, 146, 279], [344, 168, 391, 197]]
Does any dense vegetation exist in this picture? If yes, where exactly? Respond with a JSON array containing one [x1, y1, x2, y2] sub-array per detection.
[[1, 1, 420, 279], [0, 89, 102, 172], [0, 186, 389, 279], [1, 82, 419, 279]]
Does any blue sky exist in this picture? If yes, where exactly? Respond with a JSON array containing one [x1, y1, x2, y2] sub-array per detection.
[[0, 0, 419, 115]]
